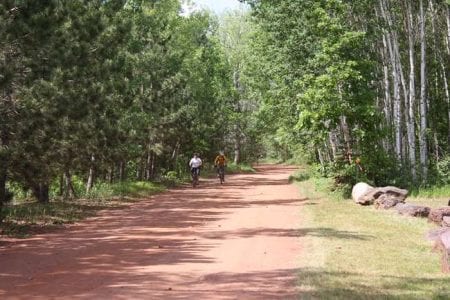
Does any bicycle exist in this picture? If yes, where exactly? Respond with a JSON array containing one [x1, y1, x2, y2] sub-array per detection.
[[216, 165, 225, 184], [191, 167, 200, 188]]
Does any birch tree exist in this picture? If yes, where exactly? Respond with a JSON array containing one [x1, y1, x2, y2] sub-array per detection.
[[419, 0, 428, 180]]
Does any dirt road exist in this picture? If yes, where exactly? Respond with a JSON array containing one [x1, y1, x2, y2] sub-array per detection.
[[0, 165, 304, 299]]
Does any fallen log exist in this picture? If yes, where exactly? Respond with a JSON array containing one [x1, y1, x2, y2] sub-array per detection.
[[352, 182, 408, 206], [395, 203, 430, 217], [427, 227, 450, 273], [428, 207, 450, 225]]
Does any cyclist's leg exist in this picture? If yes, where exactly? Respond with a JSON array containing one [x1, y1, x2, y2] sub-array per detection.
[[220, 166, 225, 181]]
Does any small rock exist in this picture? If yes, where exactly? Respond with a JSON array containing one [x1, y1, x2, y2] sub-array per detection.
[[396, 203, 430, 217], [428, 207, 450, 224], [443, 216, 450, 227]]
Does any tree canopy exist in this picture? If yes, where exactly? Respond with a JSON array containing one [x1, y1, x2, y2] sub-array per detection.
[[1, 0, 450, 207]]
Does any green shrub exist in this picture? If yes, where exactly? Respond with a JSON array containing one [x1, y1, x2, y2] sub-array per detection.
[[437, 155, 450, 184], [288, 170, 311, 183], [227, 163, 255, 174], [6, 181, 30, 202], [160, 171, 183, 186]]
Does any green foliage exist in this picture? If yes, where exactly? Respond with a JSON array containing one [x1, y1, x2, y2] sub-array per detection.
[[288, 170, 310, 183], [410, 184, 450, 198], [226, 163, 256, 174], [1, 1, 257, 202], [436, 155, 450, 184], [0, 180, 166, 237], [111, 181, 165, 198], [6, 182, 29, 201]]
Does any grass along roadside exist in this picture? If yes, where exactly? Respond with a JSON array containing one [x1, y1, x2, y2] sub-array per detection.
[[294, 175, 450, 299], [1, 181, 166, 238], [198, 162, 256, 181], [1, 163, 256, 238]]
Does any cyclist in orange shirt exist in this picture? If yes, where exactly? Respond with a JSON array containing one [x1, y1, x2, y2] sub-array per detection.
[[214, 151, 227, 183]]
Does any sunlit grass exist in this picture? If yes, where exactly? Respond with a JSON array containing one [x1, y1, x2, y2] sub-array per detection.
[[410, 184, 450, 198], [295, 177, 450, 299], [408, 185, 450, 209], [227, 162, 256, 173]]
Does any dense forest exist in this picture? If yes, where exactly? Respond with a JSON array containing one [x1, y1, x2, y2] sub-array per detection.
[[244, 0, 450, 188], [1, 0, 450, 209]]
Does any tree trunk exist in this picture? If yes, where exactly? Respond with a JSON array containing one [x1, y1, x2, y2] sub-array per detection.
[[328, 130, 338, 162], [146, 152, 151, 180], [317, 147, 325, 173], [383, 65, 391, 126], [434, 131, 440, 161], [380, 31, 393, 153], [150, 152, 155, 179], [0, 127, 9, 207], [145, 151, 155, 180], [108, 165, 114, 184], [137, 157, 144, 181], [428, 0, 450, 152], [234, 129, 241, 164], [171, 141, 180, 171], [405, 0, 417, 181], [340, 115, 352, 164], [419, 0, 428, 180], [447, 6, 450, 55], [379, 0, 403, 162], [119, 161, 125, 182], [86, 155, 95, 194], [58, 174, 64, 197], [0, 90, 13, 219], [64, 170, 76, 199], [32, 183, 49, 203], [233, 68, 242, 165]]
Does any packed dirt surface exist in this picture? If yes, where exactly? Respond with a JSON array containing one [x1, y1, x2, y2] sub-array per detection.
[[0, 165, 305, 299]]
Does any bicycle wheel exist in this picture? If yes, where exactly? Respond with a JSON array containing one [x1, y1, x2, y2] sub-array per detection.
[[192, 173, 197, 187], [219, 168, 225, 184]]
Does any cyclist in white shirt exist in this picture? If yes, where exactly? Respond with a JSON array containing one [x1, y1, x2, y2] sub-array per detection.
[[189, 153, 202, 178]]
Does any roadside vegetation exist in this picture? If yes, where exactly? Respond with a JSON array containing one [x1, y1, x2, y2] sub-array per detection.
[[0, 2, 262, 226], [292, 168, 450, 299], [3, 1, 450, 224], [0, 181, 166, 238], [1, 163, 255, 238]]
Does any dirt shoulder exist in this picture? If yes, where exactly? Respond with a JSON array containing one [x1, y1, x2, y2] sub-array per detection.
[[0, 165, 304, 299]]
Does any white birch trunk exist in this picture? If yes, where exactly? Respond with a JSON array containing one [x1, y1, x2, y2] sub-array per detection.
[[379, 0, 402, 161], [441, 5, 450, 151], [328, 130, 338, 161], [419, 0, 428, 180], [430, 0, 448, 155], [317, 148, 325, 172], [86, 155, 95, 194], [381, 33, 392, 127], [340, 115, 352, 163], [447, 6, 450, 55], [405, 0, 417, 181]]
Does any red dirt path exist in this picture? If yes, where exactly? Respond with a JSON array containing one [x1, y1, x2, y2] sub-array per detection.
[[0, 165, 305, 299]]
